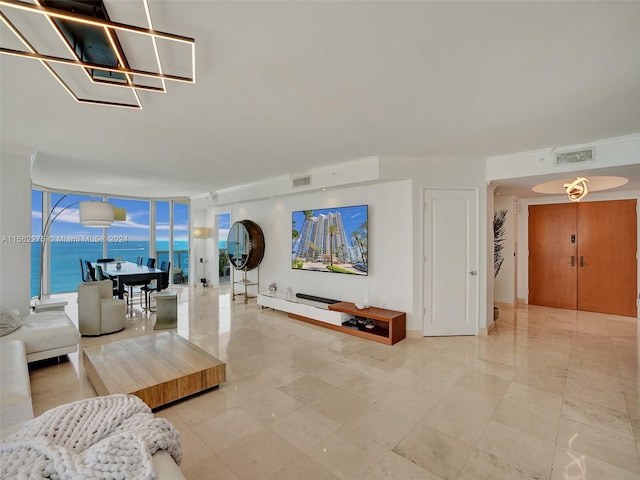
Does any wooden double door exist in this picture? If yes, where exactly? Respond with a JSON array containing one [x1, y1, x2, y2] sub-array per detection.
[[529, 199, 637, 317]]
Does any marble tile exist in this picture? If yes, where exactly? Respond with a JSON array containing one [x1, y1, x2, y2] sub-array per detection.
[[561, 397, 634, 439], [511, 369, 566, 395], [421, 401, 490, 445], [218, 428, 302, 480], [551, 446, 640, 480], [439, 385, 503, 418], [339, 372, 397, 402], [557, 418, 640, 474], [393, 424, 474, 480], [458, 447, 547, 480], [268, 455, 340, 480], [270, 406, 341, 453], [182, 452, 241, 480], [363, 452, 442, 480], [375, 385, 438, 422], [492, 398, 560, 442], [346, 405, 416, 449], [191, 408, 264, 453], [454, 370, 511, 399], [308, 387, 373, 425], [308, 426, 388, 480], [237, 387, 305, 426], [503, 382, 563, 416], [476, 421, 555, 477], [277, 374, 335, 405]]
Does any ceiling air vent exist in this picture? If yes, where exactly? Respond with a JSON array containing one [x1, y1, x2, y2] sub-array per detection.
[[554, 148, 595, 166], [292, 175, 311, 187]]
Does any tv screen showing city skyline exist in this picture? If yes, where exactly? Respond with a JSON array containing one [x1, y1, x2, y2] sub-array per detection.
[[291, 205, 368, 275]]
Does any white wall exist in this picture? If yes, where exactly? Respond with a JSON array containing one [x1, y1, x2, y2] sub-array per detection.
[[0, 153, 32, 315], [210, 180, 415, 327]]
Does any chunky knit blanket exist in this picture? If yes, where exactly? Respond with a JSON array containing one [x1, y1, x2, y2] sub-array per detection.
[[1, 394, 181, 479]]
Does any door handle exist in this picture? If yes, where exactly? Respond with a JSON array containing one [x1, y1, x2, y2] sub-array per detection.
[[569, 256, 575, 267], [468, 270, 477, 276]]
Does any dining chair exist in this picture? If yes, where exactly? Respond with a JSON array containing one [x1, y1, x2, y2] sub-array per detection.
[[84, 260, 96, 282], [136, 256, 144, 266], [147, 258, 156, 269], [141, 261, 171, 311], [79, 258, 88, 282], [95, 264, 120, 298]]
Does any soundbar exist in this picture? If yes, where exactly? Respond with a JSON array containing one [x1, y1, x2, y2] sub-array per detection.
[[295, 293, 341, 304]]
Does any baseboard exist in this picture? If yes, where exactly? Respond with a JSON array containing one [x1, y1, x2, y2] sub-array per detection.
[[406, 330, 422, 339], [479, 321, 496, 336], [516, 298, 526, 305], [494, 301, 515, 309]]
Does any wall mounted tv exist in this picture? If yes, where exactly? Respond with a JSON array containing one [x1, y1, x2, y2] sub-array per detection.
[[292, 205, 368, 275]]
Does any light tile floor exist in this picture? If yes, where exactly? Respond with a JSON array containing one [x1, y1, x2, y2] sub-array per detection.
[[29, 287, 639, 480]]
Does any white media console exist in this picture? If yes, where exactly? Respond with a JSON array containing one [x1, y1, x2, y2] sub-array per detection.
[[257, 292, 348, 326], [258, 292, 407, 345]]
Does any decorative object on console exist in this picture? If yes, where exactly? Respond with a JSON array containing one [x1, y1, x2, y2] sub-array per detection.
[[292, 205, 368, 276], [362, 289, 370, 309], [268, 282, 277, 292]]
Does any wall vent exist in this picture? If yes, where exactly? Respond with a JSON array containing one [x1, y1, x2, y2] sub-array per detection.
[[554, 148, 595, 166], [292, 175, 311, 187]]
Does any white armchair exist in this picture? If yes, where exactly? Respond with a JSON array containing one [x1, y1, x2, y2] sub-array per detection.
[[78, 281, 126, 336]]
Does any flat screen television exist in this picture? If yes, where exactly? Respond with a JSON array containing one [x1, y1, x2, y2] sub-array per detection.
[[292, 205, 368, 275]]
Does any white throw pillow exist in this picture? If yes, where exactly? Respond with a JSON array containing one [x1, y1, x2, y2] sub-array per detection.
[[0, 305, 22, 336]]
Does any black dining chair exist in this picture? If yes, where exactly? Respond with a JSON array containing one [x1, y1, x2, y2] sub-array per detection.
[[79, 258, 88, 282], [84, 260, 97, 282], [136, 256, 144, 266], [141, 261, 170, 310], [95, 264, 120, 298], [146, 258, 156, 269], [96, 258, 114, 263]]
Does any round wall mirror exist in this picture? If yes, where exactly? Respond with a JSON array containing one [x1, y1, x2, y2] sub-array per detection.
[[227, 219, 265, 270]]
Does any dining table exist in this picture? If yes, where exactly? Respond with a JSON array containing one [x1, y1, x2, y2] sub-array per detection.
[[96, 261, 165, 300]]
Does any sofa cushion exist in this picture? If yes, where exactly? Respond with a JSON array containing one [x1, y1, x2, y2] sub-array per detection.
[[0, 306, 21, 337], [2, 312, 79, 359], [0, 340, 34, 429]]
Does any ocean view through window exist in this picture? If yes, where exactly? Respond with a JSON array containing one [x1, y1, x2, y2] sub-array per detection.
[[31, 188, 190, 297]]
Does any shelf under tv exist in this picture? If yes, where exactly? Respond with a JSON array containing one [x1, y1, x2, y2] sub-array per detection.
[[258, 293, 405, 345]]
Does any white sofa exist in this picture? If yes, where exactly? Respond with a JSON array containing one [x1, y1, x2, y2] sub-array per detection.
[[0, 311, 185, 479]]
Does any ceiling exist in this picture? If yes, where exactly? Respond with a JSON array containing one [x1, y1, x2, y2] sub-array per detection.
[[2, 1, 640, 199]]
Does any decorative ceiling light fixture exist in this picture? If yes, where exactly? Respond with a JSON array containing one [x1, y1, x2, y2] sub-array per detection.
[[563, 177, 589, 202], [0, 0, 195, 109], [532, 176, 628, 202]]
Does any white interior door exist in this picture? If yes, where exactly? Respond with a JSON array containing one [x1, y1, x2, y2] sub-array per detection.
[[423, 189, 478, 336]]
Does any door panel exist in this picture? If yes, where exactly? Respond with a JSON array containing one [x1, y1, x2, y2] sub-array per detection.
[[423, 189, 477, 336], [577, 200, 637, 317], [529, 204, 577, 309]]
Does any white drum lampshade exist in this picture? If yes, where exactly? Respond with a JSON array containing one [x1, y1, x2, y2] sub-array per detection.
[[79, 201, 115, 227]]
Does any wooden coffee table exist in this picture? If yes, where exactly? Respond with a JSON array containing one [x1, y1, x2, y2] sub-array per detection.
[[83, 332, 226, 409]]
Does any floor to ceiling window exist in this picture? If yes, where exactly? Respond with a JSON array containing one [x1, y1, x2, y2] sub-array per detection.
[[44, 193, 104, 295], [173, 201, 189, 284], [107, 197, 150, 263], [32, 188, 190, 297], [218, 212, 230, 284]]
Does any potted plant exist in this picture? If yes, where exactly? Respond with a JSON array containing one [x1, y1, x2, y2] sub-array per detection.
[[493, 209, 507, 320]]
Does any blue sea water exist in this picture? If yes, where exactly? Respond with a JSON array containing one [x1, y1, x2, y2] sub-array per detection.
[[31, 240, 190, 297]]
